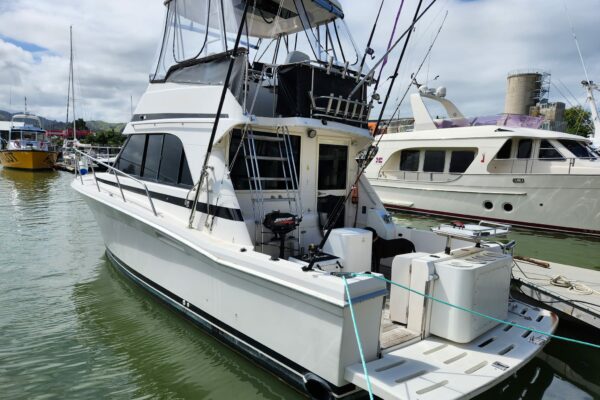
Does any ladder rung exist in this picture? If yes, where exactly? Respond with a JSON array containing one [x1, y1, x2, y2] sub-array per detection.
[[246, 155, 287, 161], [253, 197, 295, 202], [248, 177, 292, 181], [248, 134, 284, 142]]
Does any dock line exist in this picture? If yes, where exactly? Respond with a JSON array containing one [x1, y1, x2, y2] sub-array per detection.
[[350, 273, 600, 349]]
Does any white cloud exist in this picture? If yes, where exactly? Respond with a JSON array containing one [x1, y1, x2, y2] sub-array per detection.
[[0, 0, 598, 122]]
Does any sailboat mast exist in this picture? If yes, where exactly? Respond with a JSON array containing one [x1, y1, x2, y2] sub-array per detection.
[[70, 26, 77, 141]]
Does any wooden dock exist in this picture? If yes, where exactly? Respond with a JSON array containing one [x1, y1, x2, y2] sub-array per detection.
[[512, 259, 600, 330]]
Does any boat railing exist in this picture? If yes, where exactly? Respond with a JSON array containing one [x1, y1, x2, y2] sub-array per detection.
[[73, 148, 157, 216], [378, 169, 463, 183], [310, 93, 372, 126], [488, 156, 596, 174]]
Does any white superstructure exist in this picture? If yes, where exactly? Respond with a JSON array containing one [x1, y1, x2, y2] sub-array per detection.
[[366, 87, 600, 235], [72, 2, 557, 398]]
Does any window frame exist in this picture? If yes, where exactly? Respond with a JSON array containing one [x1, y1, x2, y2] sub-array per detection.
[[422, 150, 446, 173], [449, 150, 476, 173], [399, 149, 420, 172], [538, 139, 565, 161]]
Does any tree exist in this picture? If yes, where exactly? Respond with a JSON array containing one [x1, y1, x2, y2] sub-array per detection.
[[564, 106, 593, 137], [81, 129, 126, 147], [75, 118, 88, 131]]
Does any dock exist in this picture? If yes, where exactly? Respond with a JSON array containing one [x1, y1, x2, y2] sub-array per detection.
[[512, 259, 600, 330]]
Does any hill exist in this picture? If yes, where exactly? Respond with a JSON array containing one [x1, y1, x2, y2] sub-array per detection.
[[0, 110, 125, 132]]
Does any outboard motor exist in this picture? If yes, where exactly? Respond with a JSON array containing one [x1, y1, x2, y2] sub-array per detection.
[[263, 211, 300, 260]]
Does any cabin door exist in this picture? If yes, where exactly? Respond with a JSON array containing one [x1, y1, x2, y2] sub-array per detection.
[[317, 142, 349, 229]]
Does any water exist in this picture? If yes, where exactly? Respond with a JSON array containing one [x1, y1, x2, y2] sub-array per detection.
[[0, 169, 598, 399]]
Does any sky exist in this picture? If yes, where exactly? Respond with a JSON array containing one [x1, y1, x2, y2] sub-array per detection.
[[0, 0, 598, 123]]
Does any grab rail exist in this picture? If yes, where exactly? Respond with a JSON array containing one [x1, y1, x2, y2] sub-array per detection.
[[73, 149, 158, 216]]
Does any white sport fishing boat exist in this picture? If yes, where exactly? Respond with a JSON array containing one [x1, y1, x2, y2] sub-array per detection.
[[366, 86, 600, 236], [72, 1, 557, 398]]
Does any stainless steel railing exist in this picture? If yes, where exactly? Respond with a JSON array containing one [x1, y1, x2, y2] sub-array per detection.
[[73, 148, 158, 216]]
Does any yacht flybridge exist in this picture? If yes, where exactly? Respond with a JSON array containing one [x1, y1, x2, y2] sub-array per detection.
[[72, 1, 557, 398], [366, 87, 600, 236]]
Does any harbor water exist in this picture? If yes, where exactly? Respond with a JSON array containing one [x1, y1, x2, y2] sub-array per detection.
[[1, 169, 598, 399]]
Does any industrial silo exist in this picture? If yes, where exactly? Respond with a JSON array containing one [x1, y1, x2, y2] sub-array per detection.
[[504, 71, 550, 115]]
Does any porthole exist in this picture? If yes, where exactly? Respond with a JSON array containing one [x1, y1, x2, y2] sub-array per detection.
[[503, 203, 513, 212], [483, 201, 493, 210]]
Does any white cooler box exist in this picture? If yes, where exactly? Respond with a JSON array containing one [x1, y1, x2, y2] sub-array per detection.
[[429, 250, 512, 343], [323, 228, 372, 273]]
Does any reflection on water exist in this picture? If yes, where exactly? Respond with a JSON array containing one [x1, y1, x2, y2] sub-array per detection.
[[0, 170, 598, 399], [393, 212, 600, 270]]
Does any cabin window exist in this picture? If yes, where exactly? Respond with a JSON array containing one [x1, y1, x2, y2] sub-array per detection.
[[115, 133, 193, 187], [496, 140, 512, 159], [229, 129, 301, 190], [319, 144, 348, 190], [423, 150, 445, 172], [538, 140, 564, 160], [558, 139, 597, 159], [142, 134, 164, 179], [116, 134, 146, 176], [399, 150, 420, 171], [516, 139, 532, 159], [449, 151, 475, 173]]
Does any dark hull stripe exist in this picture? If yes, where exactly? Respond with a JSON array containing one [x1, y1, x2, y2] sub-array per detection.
[[105, 249, 357, 398], [96, 177, 243, 221], [384, 204, 600, 236], [131, 113, 228, 122]]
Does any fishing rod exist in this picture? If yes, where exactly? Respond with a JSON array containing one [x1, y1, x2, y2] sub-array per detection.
[[356, 0, 385, 82], [188, 0, 251, 228], [372, 0, 405, 94], [304, 0, 437, 272], [348, 0, 438, 100]]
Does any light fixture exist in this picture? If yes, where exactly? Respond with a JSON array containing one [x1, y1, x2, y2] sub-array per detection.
[[307, 129, 317, 139]]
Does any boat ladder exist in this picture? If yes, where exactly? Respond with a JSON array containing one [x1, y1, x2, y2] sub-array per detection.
[[241, 125, 303, 255]]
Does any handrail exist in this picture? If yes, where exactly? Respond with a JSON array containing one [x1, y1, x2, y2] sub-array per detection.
[[73, 148, 158, 216], [378, 169, 463, 183]]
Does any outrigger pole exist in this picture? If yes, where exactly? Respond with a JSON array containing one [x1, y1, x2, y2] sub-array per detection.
[[188, 0, 251, 228], [305, 0, 436, 272]]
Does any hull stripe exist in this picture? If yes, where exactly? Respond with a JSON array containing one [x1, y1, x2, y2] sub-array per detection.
[[385, 204, 600, 236]]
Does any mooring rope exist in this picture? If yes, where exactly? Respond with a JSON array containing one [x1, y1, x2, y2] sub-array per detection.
[[350, 273, 600, 350], [342, 276, 374, 400]]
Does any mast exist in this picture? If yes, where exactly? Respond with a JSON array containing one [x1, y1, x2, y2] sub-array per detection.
[[583, 81, 600, 144], [70, 26, 77, 141]]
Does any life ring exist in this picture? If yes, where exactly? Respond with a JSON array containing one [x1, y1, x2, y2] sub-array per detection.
[[14, 140, 20, 148]]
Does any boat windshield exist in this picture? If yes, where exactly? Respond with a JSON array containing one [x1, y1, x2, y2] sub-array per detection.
[[11, 114, 43, 129], [151, 0, 363, 82], [11, 130, 45, 143], [558, 139, 598, 160]]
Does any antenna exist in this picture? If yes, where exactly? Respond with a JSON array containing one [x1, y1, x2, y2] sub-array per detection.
[[24, 96, 28, 114]]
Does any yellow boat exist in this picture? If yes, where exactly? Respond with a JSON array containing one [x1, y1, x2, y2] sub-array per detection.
[[0, 114, 58, 170]]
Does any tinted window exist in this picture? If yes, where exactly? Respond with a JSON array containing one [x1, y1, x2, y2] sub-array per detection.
[[400, 150, 420, 171], [538, 140, 564, 160], [496, 140, 512, 159], [179, 156, 193, 186], [142, 134, 164, 179], [423, 150, 445, 172], [117, 135, 146, 175], [319, 144, 348, 190], [159, 134, 184, 184], [517, 139, 532, 159], [229, 130, 301, 190], [558, 139, 597, 159], [449, 151, 475, 173]]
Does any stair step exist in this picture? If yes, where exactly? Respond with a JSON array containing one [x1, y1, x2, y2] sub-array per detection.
[[246, 155, 287, 161], [252, 197, 296, 202], [248, 134, 284, 142], [248, 177, 292, 182]]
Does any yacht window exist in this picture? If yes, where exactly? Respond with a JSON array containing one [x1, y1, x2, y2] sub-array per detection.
[[142, 134, 164, 179], [318, 144, 348, 190], [538, 140, 564, 160], [423, 150, 445, 172], [229, 129, 301, 190], [558, 139, 597, 159], [116, 134, 146, 175], [516, 139, 532, 159], [159, 134, 185, 184], [399, 150, 420, 171], [496, 140, 512, 159], [449, 151, 475, 173]]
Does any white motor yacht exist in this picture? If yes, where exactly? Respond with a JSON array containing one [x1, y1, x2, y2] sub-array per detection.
[[73, 1, 557, 398], [366, 87, 600, 236]]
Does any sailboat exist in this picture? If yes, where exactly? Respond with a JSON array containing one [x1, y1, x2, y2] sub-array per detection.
[[72, 1, 557, 398]]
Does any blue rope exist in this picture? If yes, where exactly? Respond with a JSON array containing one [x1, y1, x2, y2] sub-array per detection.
[[342, 276, 374, 400], [351, 273, 600, 350]]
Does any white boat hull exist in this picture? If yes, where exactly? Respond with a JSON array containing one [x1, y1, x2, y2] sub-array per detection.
[[371, 174, 600, 235]]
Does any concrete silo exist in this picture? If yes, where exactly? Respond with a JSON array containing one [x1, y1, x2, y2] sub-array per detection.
[[504, 71, 550, 115]]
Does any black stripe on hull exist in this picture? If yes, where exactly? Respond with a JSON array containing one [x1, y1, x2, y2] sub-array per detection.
[[96, 177, 243, 221], [131, 113, 228, 122], [105, 249, 359, 398]]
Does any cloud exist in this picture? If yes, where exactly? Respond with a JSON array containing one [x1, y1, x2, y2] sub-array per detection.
[[0, 0, 597, 123]]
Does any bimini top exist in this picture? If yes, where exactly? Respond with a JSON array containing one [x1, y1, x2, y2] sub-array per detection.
[[164, 0, 343, 39], [10, 113, 44, 132]]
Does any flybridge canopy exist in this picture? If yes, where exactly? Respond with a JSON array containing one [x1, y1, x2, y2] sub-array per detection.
[[164, 0, 343, 38]]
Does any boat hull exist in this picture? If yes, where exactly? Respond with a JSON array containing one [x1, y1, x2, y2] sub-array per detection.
[[76, 189, 383, 398], [0, 150, 58, 170], [371, 174, 600, 235]]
